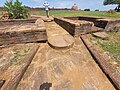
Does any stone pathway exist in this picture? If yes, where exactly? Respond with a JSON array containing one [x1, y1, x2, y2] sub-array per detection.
[[46, 22, 74, 48], [17, 21, 115, 90]]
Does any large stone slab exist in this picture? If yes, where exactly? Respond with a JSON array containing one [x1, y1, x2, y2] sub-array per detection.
[[17, 38, 115, 90], [48, 34, 74, 48], [0, 23, 47, 45], [92, 32, 109, 40], [54, 18, 94, 36]]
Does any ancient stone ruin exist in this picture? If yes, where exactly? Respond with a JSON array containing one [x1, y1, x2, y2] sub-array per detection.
[[0, 15, 120, 90]]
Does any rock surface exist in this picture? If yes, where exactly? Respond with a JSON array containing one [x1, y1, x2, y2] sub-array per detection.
[[92, 32, 109, 39], [31, 15, 54, 22]]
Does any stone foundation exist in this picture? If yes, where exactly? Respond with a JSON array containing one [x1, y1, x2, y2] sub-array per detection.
[[54, 18, 94, 36], [0, 23, 47, 45], [64, 16, 120, 32], [0, 19, 37, 27]]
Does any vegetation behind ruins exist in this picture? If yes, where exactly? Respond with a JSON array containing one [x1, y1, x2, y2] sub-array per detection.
[[30, 10, 120, 18]]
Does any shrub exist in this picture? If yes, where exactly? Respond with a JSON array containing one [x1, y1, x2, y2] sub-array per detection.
[[84, 9, 90, 11], [95, 9, 99, 11], [4, 0, 29, 19]]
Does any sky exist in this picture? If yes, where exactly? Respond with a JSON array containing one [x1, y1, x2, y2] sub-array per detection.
[[0, 0, 117, 11]]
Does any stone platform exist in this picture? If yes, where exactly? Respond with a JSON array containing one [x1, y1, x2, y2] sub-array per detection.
[[65, 16, 120, 32], [0, 23, 47, 45], [54, 18, 94, 36]]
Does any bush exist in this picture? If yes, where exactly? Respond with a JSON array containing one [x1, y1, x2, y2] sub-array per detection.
[[95, 9, 99, 11], [84, 9, 90, 11], [4, 0, 29, 19]]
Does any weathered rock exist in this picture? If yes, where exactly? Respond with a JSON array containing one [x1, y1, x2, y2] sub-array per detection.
[[41, 16, 54, 22], [48, 34, 74, 48], [31, 15, 54, 22], [92, 32, 109, 40], [35, 19, 45, 26]]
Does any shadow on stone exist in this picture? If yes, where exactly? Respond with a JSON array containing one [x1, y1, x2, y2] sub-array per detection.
[[0, 80, 5, 89], [39, 82, 52, 90]]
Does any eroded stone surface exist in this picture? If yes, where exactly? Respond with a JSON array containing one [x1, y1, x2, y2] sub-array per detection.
[[17, 38, 115, 90], [92, 32, 109, 40]]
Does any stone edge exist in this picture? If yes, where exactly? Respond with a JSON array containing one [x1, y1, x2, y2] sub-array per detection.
[[80, 35, 120, 90], [1, 44, 39, 90]]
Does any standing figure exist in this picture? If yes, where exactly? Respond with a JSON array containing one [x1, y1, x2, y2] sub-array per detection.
[[43, 1, 49, 18]]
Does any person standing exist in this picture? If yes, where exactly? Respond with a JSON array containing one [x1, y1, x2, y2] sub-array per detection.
[[43, 1, 49, 18]]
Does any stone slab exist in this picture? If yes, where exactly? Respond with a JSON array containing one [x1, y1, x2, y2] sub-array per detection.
[[0, 23, 47, 45], [17, 38, 115, 90], [92, 32, 109, 40], [48, 34, 74, 48]]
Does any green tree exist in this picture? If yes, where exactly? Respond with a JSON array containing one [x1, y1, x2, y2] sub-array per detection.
[[4, 0, 29, 19], [103, 0, 120, 12]]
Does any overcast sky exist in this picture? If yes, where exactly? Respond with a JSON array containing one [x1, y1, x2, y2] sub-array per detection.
[[0, 0, 117, 10]]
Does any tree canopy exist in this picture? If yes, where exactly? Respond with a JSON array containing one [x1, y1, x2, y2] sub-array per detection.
[[104, 0, 120, 5], [4, 0, 29, 19]]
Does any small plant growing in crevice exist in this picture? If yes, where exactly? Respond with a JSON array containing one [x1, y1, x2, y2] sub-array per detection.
[[4, 0, 29, 19]]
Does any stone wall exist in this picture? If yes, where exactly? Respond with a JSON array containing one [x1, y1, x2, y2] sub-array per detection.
[[65, 16, 120, 31], [54, 18, 93, 36], [0, 19, 37, 27]]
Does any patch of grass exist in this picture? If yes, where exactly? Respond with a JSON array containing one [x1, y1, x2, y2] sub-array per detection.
[[0, 12, 2, 16], [11, 47, 30, 65], [93, 32, 120, 63], [30, 10, 120, 18]]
